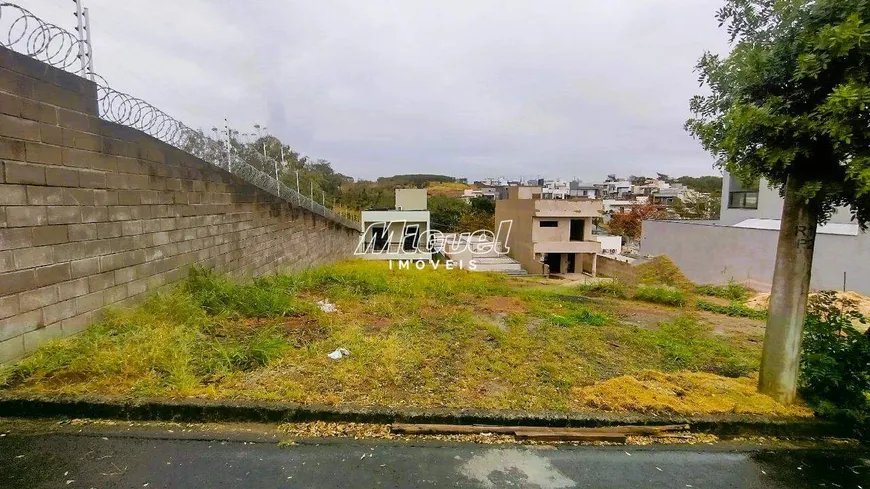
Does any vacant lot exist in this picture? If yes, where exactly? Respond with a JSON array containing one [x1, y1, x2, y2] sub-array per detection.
[[0, 260, 809, 417]]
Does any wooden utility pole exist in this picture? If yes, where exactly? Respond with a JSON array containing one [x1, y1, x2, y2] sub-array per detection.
[[758, 177, 818, 403]]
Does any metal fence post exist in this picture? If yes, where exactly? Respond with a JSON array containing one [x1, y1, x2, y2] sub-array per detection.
[[82, 7, 95, 81], [72, 0, 87, 76]]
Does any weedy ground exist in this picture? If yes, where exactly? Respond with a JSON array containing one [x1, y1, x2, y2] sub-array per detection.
[[0, 260, 809, 417]]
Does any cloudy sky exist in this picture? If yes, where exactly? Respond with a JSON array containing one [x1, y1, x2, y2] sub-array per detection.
[[32, 0, 731, 181]]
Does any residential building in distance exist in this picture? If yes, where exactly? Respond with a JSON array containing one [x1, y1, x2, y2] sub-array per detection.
[[604, 181, 633, 199], [650, 184, 697, 206], [569, 180, 602, 199], [495, 187, 603, 276], [359, 189, 432, 261], [461, 187, 499, 202], [541, 179, 571, 199], [641, 172, 870, 293]]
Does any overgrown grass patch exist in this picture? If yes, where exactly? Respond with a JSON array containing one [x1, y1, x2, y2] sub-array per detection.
[[0, 260, 799, 416], [697, 299, 768, 320], [695, 282, 752, 302], [632, 284, 687, 307], [631, 317, 757, 378], [572, 280, 628, 298], [547, 309, 607, 327], [634, 256, 695, 291]]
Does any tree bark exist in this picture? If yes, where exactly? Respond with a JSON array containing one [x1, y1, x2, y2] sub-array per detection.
[[758, 176, 818, 404]]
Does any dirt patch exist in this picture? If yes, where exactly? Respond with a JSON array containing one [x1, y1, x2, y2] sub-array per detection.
[[604, 298, 682, 330], [356, 313, 393, 334], [696, 311, 765, 341], [747, 290, 870, 331], [574, 370, 812, 417], [278, 317, 329, 347], [479, 296, 528, 314]]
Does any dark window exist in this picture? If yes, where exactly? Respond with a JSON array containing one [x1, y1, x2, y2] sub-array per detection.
[[539, 220, 558, 228], [728, 175, 760, 209], [372, 226, 388, 251], [569, 219, 585, 241], [728, 191, 759, 209], [403, 225, 420, 252]]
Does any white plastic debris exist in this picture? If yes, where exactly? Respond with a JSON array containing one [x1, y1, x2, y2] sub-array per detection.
[[317, 300, 337, 313], [327, 348, 350, 360]]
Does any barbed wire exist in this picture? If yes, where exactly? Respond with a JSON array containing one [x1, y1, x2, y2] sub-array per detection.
[[0, 2, 87, 71], [0, 2, 358, 229]]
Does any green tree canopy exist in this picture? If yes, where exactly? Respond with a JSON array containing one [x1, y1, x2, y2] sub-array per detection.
[[686, 0, 870, 227]]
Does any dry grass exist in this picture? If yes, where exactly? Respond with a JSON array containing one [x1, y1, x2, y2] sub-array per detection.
[[576, 370, 812, 416], [426, 182, 472, 198], [0, 260, 805, 417]]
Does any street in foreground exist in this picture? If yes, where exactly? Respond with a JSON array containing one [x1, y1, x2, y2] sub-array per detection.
[[0, 420, 866, 489]]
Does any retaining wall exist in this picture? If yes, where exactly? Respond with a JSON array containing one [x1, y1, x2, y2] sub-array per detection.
[[0, 46, 358, 362]]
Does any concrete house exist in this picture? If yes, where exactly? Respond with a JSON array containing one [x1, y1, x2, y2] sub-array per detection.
[[359, 189, 432, 261], [569, 181, 602, 199], [495, 187, 603, 276], [641, 172, 870, 293]]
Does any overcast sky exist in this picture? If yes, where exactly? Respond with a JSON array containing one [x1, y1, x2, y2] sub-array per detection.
[[33, 0, 731, 182]]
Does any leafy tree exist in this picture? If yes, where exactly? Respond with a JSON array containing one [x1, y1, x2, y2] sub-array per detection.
[[605, 174, 619, 182], [469, 196, 496, 214], [687, 0, 870, 402], [629, 175, 649, 186], [428, 196, 467, 233], [673, 175, 723, 196], [606, 202, 667, 240], [458, 210, 495, 233], [671, 193, 722, 219]]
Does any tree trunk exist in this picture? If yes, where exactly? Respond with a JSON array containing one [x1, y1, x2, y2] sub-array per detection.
[[758, 177, 818, 404]]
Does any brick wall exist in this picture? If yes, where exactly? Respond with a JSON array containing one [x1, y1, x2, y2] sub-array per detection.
[[0, 47, 358, 363]]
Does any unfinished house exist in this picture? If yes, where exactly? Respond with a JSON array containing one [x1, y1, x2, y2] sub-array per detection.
[[495, 187, 603, 276], [359, 189, 432, 261]]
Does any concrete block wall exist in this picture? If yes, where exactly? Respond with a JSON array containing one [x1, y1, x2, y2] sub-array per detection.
[[0, 46, 358, 363]]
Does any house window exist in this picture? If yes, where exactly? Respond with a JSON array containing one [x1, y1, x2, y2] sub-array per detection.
[[727, 175, 760, 210], [539, 220, 558, 228]]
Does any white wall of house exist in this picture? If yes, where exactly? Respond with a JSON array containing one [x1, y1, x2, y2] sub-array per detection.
[[360, 210, 432, 260], [595, 235, 622, 255], [641, 219, 870, 293]]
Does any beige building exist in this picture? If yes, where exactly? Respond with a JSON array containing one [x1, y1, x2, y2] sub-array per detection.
[[359, 189, 431, 260], [495, 187, 603, 275]]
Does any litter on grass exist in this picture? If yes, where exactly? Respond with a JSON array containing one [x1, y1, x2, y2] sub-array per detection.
[[327, 348, 350, 360], [317, 300, 338, 313]]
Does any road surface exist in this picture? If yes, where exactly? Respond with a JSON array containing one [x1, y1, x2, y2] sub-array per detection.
[[0, 424, 866, 488]]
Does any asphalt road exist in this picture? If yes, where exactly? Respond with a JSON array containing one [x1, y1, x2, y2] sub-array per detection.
[[0, 430, 867, 488]]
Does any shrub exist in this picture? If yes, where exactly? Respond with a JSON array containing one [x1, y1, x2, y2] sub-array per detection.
[[799, 291, 870, 432], [633, 285, 686, 307], [695, 282, 751, 302], [696, 300, 767, 320], [634, 256, 695, 291]]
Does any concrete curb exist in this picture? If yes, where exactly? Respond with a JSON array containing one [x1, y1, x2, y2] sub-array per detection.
[[0, 393, 843, 438]]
